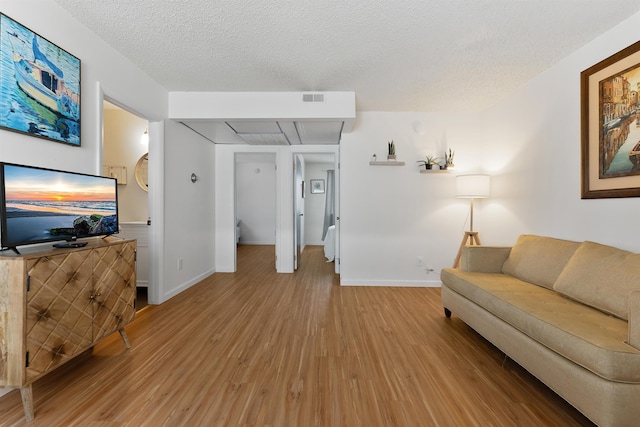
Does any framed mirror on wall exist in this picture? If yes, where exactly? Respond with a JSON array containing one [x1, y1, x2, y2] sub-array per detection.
[[135, 153, 149, 191]]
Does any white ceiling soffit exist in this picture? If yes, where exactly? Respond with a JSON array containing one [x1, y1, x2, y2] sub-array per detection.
[[174, 92, 354, 144], [233, 133, 291, 145], [181, 119, 345, 145], [235, 152, 333, 165], [295, 121, 343, 145], [226, 121, 291, 145]]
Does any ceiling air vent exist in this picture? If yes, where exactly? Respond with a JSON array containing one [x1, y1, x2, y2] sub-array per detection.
[[302, 93, 325, 103]]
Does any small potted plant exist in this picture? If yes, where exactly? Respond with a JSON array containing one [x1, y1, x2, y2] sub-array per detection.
[[387, 140, 396, 160], [442, 148, 455, 170], [417, 155, 441, 170]]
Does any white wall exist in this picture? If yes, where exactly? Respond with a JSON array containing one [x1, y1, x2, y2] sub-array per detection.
[[235, 156, 276, 244], [103, 109, 149, 222], [304, 162, 333, 245], [340, 113, 485, 286], [339, 11, 640, 288], [479, 11, 640, 252], [160, 120, 215, 301]]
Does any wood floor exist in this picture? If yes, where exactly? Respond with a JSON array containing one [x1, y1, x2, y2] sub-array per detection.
[[0, 245, 594, 426]]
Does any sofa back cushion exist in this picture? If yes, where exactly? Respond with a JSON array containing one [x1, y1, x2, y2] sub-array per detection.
[[553, 241, 640, 320], [502, 235, 580, 289]]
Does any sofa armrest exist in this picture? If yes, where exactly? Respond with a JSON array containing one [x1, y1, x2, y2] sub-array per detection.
[[629, 291, 640, 350], [460, 246, 512, 273]]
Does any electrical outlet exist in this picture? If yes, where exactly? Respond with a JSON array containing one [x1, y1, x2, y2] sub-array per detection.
[[178, 258, 183, 271], [416, 256, 425, 266]]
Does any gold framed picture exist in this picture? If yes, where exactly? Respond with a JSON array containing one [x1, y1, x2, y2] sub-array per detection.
[[581, 40, 640, 198]]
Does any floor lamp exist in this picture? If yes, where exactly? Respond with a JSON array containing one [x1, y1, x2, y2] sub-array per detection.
[[453, 174, 490, 268]]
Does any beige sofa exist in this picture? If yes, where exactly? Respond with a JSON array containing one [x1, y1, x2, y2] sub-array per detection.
[[440, 235, 640, 427]]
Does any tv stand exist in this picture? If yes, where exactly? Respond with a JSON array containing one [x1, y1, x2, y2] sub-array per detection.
[[103, 233, 124, 240], [0, 238, 137, 421]]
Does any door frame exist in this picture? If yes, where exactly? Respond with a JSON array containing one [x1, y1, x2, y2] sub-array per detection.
[[290, 149, 340, 274], [215, 144, 338, 274], [97, 84, 163, 304], [294, 154, 304, 270]]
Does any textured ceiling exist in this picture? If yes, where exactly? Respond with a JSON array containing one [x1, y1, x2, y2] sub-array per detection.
[[51, 0, 640, 112]]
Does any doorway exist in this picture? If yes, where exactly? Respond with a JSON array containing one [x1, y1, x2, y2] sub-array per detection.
[[102, 100, 150, 309], [223, 147, 338, 275], [234, 152, 277, 270], [293, 152, 339, 273]]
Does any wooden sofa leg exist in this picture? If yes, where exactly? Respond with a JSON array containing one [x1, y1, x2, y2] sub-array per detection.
[[444, 308, 452, 318]]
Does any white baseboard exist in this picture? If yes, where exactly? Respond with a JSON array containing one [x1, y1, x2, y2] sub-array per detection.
[[340, 279, 442, 287], [161, 269, 215, 302], [238, 241, 275, 245], [340, 279, 442, 288]]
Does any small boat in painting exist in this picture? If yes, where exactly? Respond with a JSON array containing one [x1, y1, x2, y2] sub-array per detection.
[[9, 34, 79, 120], [629, 141, 640, 166]]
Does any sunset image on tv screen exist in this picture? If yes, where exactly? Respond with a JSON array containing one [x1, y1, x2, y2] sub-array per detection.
[[2, 164, 117, 245]]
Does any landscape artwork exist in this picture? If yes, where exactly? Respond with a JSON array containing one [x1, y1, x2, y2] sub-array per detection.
[[600, 65, 640, 178], [581, 40, 640, 198], [0, 14, 80, 146]]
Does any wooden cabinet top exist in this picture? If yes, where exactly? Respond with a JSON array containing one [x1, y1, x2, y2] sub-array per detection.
[[0, 237, 136, 260]]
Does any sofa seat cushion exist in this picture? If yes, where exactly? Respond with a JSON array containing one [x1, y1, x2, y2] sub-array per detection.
[[553, 241, 640, 321], [501, 235, 580, 289], [441, 268, 640, 383]]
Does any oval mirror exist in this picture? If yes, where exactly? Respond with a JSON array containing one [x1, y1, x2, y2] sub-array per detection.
[[135, 153, 149, 192]]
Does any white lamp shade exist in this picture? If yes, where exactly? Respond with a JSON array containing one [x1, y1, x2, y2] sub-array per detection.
[[141, 129, 149, 145], [456, 174, 490, 198]]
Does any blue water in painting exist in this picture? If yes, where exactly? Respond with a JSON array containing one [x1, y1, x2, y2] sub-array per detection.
[[0, 15, 80, 145]]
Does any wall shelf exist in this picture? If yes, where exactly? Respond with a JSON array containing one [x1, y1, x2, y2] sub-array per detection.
[[419, 169, 451, 174], [369, 161, 405, 166]]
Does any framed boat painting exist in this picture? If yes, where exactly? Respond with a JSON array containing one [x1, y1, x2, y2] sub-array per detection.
[[581, 40, 640, 198], [0, 14, 80, 146]]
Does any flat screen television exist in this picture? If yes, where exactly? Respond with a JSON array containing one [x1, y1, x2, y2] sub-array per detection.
[[0, 162, 119, 252]]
